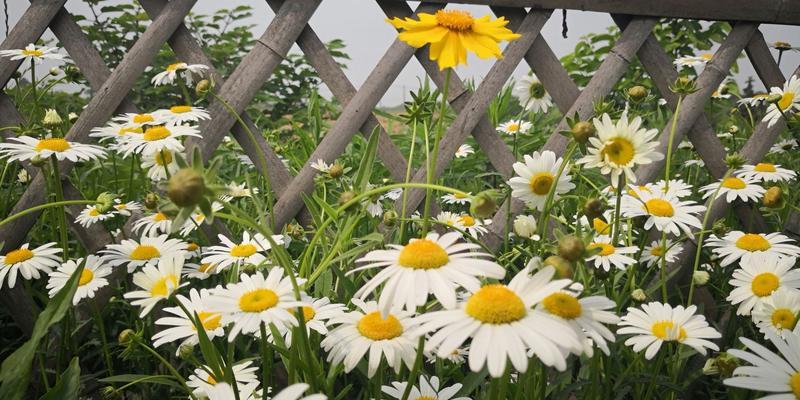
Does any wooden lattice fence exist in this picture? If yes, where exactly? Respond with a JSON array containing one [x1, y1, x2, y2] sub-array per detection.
[[1, 0, 800, 335]]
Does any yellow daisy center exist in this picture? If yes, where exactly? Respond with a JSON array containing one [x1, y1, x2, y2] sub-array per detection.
[[230, 244, 257, 258], [206, 373, 219, 385], [133, 114, 154, 124], [459, 215, 476, 227], [790, 372, 800, 398], [700, 53, 713, 60], [35, 138, 71, 152], [779, 92, 796, 111], [650, 246, 665, 257], [754, 163, 777, 172], [119, 126, 142, 135], [592, 218, 611, 235], [506, 123, 519, 132], [198, 263, 215, 273], [588, 242, 615, 256], [291, 306, 316, 322], [771, 308, 797, 330], [154, 212, 169, 222], [465, 285, 527, 324], [166, 62, 185, 71], [22, 49, 44, 57], [143, 126, 171, 141], [643, 198, 675, 217], [751, 272, 780, 297], [651, 320, 686, 341], [600, 137, 635, 165], [435, 10, 474, 32], [78, 268, 94, 286], [239, 289, 279, 312], [357, 311, 404, 340], [186, 242, 199, 252], [130, 245, 160, 260], [454, 193, 467, 199], [529, 172, 555, 196], [170, 105, 192, 114], [89, 208, 101, 217], [4, 248, 34, 265], [155, 150, 173, 166], [735, 234, 772, 252], [150, 274, 178, 297], [398, 239, 449, 270], [721, 177, 746, 190], [416, 397, 436, 400], [542, 292, 582, 320], [195, 311, 222, 331]]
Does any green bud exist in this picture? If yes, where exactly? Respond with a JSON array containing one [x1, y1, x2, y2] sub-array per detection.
[[329, 163, 344, 178], [338, 191, 357, 207], [557, 235, 585, 262], [383, 210, 399, 227], [286, 223, 304, 240], [469, 191, 497, 219], [724, 153, 747, 169], [571, 121, 595, 144], [118, 329, 136, 345], [712, 219, 730, 237], [583, 197, 605, 221], [178, 343, 194, 360], [763, 186, 784, 208], [767, 93, 784, 104], [30, 155, 47, 167], [167, 168, 206, 208], [627, 85, 648, 101], [144, 192, 159, 210], [95, 192, 116, 213], [631, 288, 647, 302], [544, 255, 574, 279], [195, 79, 211, 95]]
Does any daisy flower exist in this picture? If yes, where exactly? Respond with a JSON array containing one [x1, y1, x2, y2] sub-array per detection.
[[585, 235, 638, 272], [183, 262, 219, 280], [641, 240, 683, 268], [281, 296, 347, 346], [75, 204, 116, 227], [133, 211, 173, 237], [46, 255, 111, 305], [154, 105, 210, 125], [179, 202, 224, 237], [577, 113, 663, 183], [310, 159, 331, 173], [386, 10, 521, 70], [270, 383, 325, 400], [89, 122, 142, 148], [727, 254, 800, 315], [441, 191, 471, 205], [711, 80, 732, 99], [513, 73, 552, 113], [0, 44, 65, 64], [101, 234, 188, 272], [382, 376, 469, 400], [457, 214, 491, 238], [724, 330, 800, 398], [414, 266, 582, 377], [454, 143, 474, 158], [123, 254, 186, 317], [700, 176, 766, 203], [497, 119, 532, 135], [187, 361, 259, 399], [118, 125, 200, 157], [351, 231, 505, 317], [537, 290, 620, 357], [736, 163, 797, 183], [152, 288, 224, 351], [648, 179, 693, 198], [436, 211, 461, 227], [673, 53, 714, 68], [706, 231, 800, 267], [220, 182, 259, 202], [771, 138, 798, 154], [113, 112, 167, 128], [508, 150, 575, 210], [207, 270, 304, 341], [620, 188, 705, 236], [752, 288, 800, 338], [618, 302, 721, 360], [426, 345, 469, 364], [738, 93, 771, 107], [151, 62, 208, 86], [141, 149, 179, 181], [763, 75, 800, 128], [112, 199, 141, 216], [321, 299, 419, 377], [201, 231, 283, 272], [0, 136, 106, 163], [0, 243, 61, 288]]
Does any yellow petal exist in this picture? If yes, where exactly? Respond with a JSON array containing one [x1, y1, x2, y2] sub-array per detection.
[[397, 25, 449, 48], [459, 31, 503, 59]]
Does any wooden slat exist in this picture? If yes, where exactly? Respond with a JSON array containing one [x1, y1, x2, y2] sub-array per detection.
[[0, 0, 67, 87]]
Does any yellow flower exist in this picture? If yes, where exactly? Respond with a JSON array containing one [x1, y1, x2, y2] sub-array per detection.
[[387, 10, 521, 70]]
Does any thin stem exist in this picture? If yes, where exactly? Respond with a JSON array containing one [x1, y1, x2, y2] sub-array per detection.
[[663, 95, 683, 191], [91, 298, 114, 377], [611, 174, 626, 244], [398, 121, 419, 244], [422, 68, 452, 235], [139, 342, 197, 399], [537, 142, 578, 240], [0, 199, 99, 227], [49, 156, 69, 260], [400, 336, 425, 400]]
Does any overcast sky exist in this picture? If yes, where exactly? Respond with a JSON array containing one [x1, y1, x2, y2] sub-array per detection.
[[2, 1, 799, 106]]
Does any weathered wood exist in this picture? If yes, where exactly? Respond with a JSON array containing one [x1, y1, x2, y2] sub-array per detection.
[[0, 0, 67, 87], [387, 0, 800, 25]]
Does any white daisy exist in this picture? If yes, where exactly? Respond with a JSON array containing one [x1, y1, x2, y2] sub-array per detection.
[[46, 255, 110, 305], [220, 182, 259, 201], [112, 112, 168, 129], [577, 113, 663, 183], [183, 262, 219, 280], [673, 53, 714, 68], [618, 302, 720, 360], [207, 270, 304, 341], [441, 192, 471, 205], [456, 214, 491, 238], [647, 179, 693, 198], [179, 202, 224, 237], [763, 76, 800, 128], [620, 188, 705, 236], [112, 199, 141, 216], [141, 149, 179, 181], [123, 254, 186, 317], [641, 240, 683, 268], [0, 242, 61, 288], [133, 211, 173, 237], [497, 119, 532, 135], [711, 80, 732, 99], [270, 383, 325, 400], [152, 288, 224, 351], [187, 361, 259, 399], [513, 74, 552, 113], [435, 211, 461, 227], [414, 267, 582, 377], [101, 234, 188, 272], [75, 205, 116, 227], [154, 105, 210, 125], [508, 150, 575, 210], [310, 159, 331, 173], [585, 235, 638, 272], [738, 93, 771, 107], [537, 289, 620, 357], [752, 288, 800, 339], [151, 62, 208, 86], [89, 122, 142, 150], [685, 159, 705, 167], [0, 136, 106, 163], [382, 376, 469, 400], [281, 296, 346, 346], [700, 176, 766, 203], [0, 44, 65, 64], [737, 163, 797, 183], [118, 125, 201, 157], [321, 299, 419, 377], [351, 231, 505, 317], [724, 330, 800, 399], [771, 138, 798, 154], [454, 144, 474, 158], [201, 231, 283, 272], [727, 254, 800, 315], [706, 231, 800, 267]]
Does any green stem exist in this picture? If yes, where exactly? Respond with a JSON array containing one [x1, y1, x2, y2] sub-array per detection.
[[663, 95, 683, 191], [611, 174, 626, 244], [400, 336, 426, 400], [49, 157, 69, 260], [659, 231, 668, 302], [91, 299, 114, 377], [537, 142, 578, 240], [422, 68, 452, 235], [398, 121, 419, 244], [139, 343, 197, 399]]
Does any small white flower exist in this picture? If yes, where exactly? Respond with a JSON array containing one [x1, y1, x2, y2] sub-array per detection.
[[46, 255, 111, 305], [154, 105, 210, 125], [201, 232, 283, 272], [0, 136, 105, 163], [124, 254, 187, 317], [736, 162, 797, 182], [310, 159, 331, 173], [673, 53, 714, 68], [497, 119, 532, 135], [0, 243, 62, 288], [151, 62, 208, 87], [75, 205, 116, 227], [454, 144, 474, 158], [763, 75, 800, 128], [441, 192, 471, 205], [585, 235, 638, 272], [513, 73, 552, 113], [0, 44, 65, 64], [700, 176, 765, 203], [727, 254, 800, 315], [508, 150, 575, 211]]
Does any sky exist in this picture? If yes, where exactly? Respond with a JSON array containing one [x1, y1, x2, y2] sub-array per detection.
[[2, 0, 799, 106]]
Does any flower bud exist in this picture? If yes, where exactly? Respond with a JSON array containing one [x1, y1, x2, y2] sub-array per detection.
[[274, 145, 284, 154], [583, 197, 605, 221], [42, 109, 62, 126], [329, 163, 344, 178], [557, 235, 585, 262], [513, 215, 538, 239], [728, 124, 739, 134], [118, 329, 136, 345], [469, 191, 497, 219], [383, 210, 399, 227], [571, 121, 595, 144], [286, 223, 304, 240], [631, 288, 647, 302], [338, 191, 356, 207], [763, 186, 784, 208], [30, 155, 47, 167], [724, 153, 747, 169], [178, 343, 194, 360], [95, 192, 116, 214], [671, 76, 698, 95], [102, 386, 121, 400], [144, 192, 159, 210], [714, 352, 739, 378], [627, 85, 648, 101], [17, 169, 29, 183], [544, 255, 574, 279], [712, 219, 730, 237], [167, 168, 206, 208], [240, 263, 257, 274], [49, 67, 60, 76], [195, 79, 211, 95], [692, 270, 710, 286]]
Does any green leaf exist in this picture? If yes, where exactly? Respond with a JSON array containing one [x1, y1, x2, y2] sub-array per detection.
[[39, 357, 80, 400], [354, 125, 381, 193], [0, 259, 84, 400]]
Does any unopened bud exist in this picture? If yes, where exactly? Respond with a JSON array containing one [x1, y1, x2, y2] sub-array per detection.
[[49, 67, 60, 76], [692, 270, 710, 286], [329, 163, 344, 178], [571, 121, 595, 144], [178, 343, 194, 360], [338, 191, 356, 207], [671, 76, 698, 95], [724, 153, 747, 169], [513, 215, 538, 239], [167, 168, 206, 208], [763, 186, 784, 208], [383, 210, 399, 227], [118, 329, 136, 345], [286, 223, 304, 240], [712, 219, 730, 237], [627, 85, 648, 101], [767, 93, 784, 104], [30, 155, 47, 167], [557, 235, 585, 262], [95, 192, 116, 213], [631, 288, 647, 302], [728, 125, 739, 134], [102, 386, 121, 400], [144, 192, 159, 210], [195, 79, 211, 95], [42, 109, 62, 126], [583, 198, 605, 221], [469, 191, 497, 219], [544, 255, 574, 279]]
